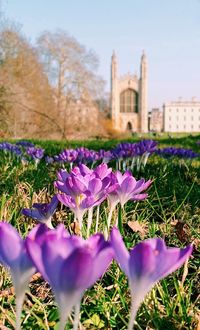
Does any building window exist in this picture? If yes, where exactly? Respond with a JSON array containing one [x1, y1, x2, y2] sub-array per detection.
[[191, 108, 193, 112], [191, 125, 193, 129], [169, 116, 171, 121], [177, 108, 179, 112], [184, 109, 186, 112], [184, 125, 186, 129], [191, 116, 193, 120], [176, 125, 179, 129], [120, 89, 138, 113], [184, 116, 186, 121]]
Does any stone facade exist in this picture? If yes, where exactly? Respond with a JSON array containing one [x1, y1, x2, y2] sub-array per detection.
[[163, 98, 200, 132], [150, 108, 163, 132], [110, 51, 148, 133]]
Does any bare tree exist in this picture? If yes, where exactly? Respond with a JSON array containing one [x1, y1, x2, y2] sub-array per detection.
[[0, 26, 58, 138], [37, 30, 105, 138]]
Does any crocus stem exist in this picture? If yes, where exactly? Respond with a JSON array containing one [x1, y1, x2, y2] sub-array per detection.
[[87, 207, 93, 238], [95, 205, 100, 233], [105, 207, 114, 240], [15, 293, 25, 330], [131, 157, 136, 170], [117, 205, 124, 235], [59, 308, 71, 330], [73, 301, 81, 330], [127, 298, 138, 330]]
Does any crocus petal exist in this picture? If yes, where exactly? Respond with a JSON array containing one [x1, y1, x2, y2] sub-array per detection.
[[71, 175, 88, 193], [129, 241, 157, 280], [120, 176, 137, 194], [88, 178, 102, 195], [115, 171, 124, 184], [57, 194, 76, 209], [22, 208, 45, 221], [77, 164, 92, 175], [95, 163, 112, 179], [149, 239, 193, 282], [41, 237, 70, 289], [110, 227, 129, 275], [131, 193, 148, 201], [54, 180, 69, 194], [26, 237, 49, 282], [89, 245, 114, 286], [60, 247, 93, 291], [0, 222, 23, 267], [48, 195, 59, 215], [57, 169, 69, 181], [87, 233, 106, 253]]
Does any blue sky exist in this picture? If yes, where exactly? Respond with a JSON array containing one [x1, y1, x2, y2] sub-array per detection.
[[2, 0, 200, 108]]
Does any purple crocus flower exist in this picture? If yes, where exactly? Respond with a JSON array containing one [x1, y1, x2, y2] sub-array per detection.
[[110, 227, 193, 330], [26, 147, 44, 164], [108, 171, 152, 209], [0, 222, 36, 330], [55, 164, 113, 229], [21, 195, 58, 228], [26, 224, 113, 330]]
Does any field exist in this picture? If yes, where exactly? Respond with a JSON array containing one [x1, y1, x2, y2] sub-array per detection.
[[0, 134, 200, 330]]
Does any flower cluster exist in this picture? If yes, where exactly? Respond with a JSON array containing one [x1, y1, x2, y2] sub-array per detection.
[[1, 140, 199, 169], [111, 140, 158, 170], [156, 147, 199, 159], [0, 222, 193, 330], [22, 163, 151, 237], [26, 146, 45, 163], [50, 140, 158, 173], [0, 141, 22, 157], [0, 141, 45, 165]]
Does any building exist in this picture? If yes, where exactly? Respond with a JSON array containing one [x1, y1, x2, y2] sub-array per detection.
[[110, 51, 148, 133], [163, 98, 200, 132], [150, 108, 163, 132]]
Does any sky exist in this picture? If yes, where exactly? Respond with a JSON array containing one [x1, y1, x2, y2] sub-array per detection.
[[1, 0, 200, 109]]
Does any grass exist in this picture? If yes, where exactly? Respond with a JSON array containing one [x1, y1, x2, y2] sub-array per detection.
[[0, 134, 200, 329]]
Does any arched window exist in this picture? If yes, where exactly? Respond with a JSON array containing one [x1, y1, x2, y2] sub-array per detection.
[[127, 122, 132, 131], [120, 89, 138, 113]]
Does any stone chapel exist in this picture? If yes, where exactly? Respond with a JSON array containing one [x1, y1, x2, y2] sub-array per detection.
[[110, 51, 148, 133]]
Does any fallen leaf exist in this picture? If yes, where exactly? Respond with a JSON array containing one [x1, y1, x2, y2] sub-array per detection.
[[174, 220, 190, 243], [71, 221, 81, 235], [128, 220, 147, 238]]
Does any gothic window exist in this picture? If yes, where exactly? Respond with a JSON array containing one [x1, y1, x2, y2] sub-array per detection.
[[120, 89, 138, 113]]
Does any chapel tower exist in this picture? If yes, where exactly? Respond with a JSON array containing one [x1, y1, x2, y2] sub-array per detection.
[[111, 51, 148, 133]]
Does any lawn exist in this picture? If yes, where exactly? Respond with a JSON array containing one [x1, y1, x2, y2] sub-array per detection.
[[0, 134, 199, 330]]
